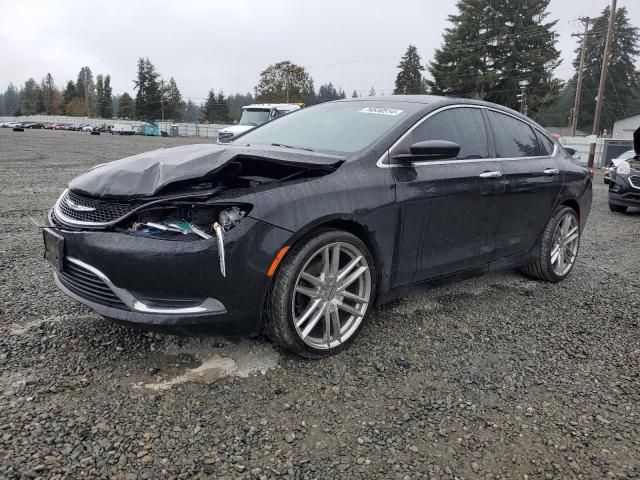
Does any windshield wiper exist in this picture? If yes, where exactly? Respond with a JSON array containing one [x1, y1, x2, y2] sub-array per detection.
[[271, 143, 314, 152]]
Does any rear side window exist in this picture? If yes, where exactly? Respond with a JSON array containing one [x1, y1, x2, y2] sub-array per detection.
[[535, 130, 555, 156], [487, 110, 541, 158], [410, 107, 489, 159]]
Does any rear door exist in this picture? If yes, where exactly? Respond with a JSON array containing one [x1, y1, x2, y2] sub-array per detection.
[[390, 106, 506, 286], [484, 110, 562, 258]]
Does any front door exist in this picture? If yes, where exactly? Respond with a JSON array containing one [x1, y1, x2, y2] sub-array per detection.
[[390, 106, 506, 286]]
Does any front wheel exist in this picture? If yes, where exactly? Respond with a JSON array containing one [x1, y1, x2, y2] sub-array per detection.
[[266, 230, 376, 358], [520, 206, 581, 283]]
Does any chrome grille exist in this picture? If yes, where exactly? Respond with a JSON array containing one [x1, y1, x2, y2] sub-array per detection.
[[57, 261, 127, 310], [55, 189, 135, 226]]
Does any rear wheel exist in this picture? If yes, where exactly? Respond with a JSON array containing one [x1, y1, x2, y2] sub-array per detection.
[[520, 206, 580, 282], [266, 230, 375, 358], [609, 203, 628, 213]]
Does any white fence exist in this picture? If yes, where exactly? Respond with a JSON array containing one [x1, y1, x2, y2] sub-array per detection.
[[558, 135, 605, 167], [0, 115, 232, 138]]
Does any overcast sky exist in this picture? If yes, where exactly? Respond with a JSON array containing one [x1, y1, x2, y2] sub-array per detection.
[[1, 0, 638, 102]]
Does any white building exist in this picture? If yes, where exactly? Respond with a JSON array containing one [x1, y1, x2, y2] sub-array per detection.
[[612, 113, 640, 139]]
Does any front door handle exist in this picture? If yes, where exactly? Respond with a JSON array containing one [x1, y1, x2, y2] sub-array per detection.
[[543, 168, 560, 175], [479, 171, 503, 179]]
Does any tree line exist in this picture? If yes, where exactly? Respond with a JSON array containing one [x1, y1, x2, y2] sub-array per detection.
[[1, 1, 638, 131]]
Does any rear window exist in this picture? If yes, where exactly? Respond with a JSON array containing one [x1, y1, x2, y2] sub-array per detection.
[[487, 110, 541, 158]]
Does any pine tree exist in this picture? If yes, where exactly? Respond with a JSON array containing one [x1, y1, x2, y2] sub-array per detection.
[[40, 73, 57, 115], [3, 83, 20, 115], [117, 92, 134, 118], [103, 75, 113, 118], [95, 75, 104, 117], [164, 77, 184, 121], [368, 87, 376, 96], [573, 6, 639, 132], [134, 58, 162, 120], [76, 66, 96, 115], [317, 83, 345, 103], [185, 99, 201, 122], [351, 90, 359, 98], [394, 45, 426, 94], [21, 78, 41, 115], [203, 89, 229, 123], [428, 0, 561, 117]]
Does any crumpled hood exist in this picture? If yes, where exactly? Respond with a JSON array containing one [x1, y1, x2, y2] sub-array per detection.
[[68, 143, 343, 199]]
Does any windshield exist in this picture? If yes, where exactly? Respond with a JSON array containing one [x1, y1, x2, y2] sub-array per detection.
[[616, 149, 636, 160], [235, 101, 413, 153], [240, 109, 270, 126]]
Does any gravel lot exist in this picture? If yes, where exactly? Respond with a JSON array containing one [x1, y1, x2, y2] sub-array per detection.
[[0, 128, 639, 480]]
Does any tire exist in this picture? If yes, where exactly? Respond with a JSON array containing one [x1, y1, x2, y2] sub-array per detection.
[[266, 230, 376, 358], [520, 206, 580, 283], [609, 203, 627, 213]]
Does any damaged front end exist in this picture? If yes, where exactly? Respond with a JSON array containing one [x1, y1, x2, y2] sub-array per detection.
[[45, 144, 343, 333]]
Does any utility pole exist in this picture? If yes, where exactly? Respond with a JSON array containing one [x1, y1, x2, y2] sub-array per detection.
[[518, 80, 529, 116], [160, 79, 165, 122], [571, 17, 592, 137], [588, 0, 617, 168]]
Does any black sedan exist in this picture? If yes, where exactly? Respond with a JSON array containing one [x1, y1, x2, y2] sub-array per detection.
[[608, 153, 640, 212], [44, 96, 592, 358]]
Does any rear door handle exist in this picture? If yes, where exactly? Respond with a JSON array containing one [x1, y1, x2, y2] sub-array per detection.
[[479, 171, 503, 178], [543, 168, 560, 175]]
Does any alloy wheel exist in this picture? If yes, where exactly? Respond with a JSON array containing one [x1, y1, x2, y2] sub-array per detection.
[[291, 242, 372, 350], [550, 213, 580, 276]]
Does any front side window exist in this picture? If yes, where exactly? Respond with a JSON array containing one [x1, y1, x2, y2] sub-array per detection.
[[408, 108, 490, 159], [487, 111, 541, 158], [236, 102, 415, 153]]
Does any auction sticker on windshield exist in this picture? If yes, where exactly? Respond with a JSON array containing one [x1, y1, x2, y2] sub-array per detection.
[[359, 107, 404, 116]]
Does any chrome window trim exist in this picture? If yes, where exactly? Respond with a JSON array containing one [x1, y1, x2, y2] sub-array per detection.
[[376, 104, 558, 168], [57, 257, 227, 315]]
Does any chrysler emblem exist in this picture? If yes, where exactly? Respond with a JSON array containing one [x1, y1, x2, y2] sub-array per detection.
[[66, 198, 96, 212]]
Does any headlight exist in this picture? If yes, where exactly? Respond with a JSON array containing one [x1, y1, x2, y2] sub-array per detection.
[[616, 161, 630, 175], [219, 206, 246, 231]]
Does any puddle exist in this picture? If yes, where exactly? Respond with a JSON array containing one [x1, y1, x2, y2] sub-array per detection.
[[140, 339, 280, 391]]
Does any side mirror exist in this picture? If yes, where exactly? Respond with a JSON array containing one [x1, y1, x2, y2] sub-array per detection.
[[410, 140, 460, 158], [393, 140, 460, 162]]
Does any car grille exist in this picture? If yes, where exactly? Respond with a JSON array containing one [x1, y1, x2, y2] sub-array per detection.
[[57, 261, 127, 310], [629, 176, 640, 189], [55, 189, 135, 226]]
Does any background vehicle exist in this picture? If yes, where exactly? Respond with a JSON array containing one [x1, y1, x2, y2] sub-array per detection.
[[217, 103, 301, 143], [608, 152, 640, 212], [604, 149, 636, 184], [112, 124, 135, 135], [45, 96, 591, 358]]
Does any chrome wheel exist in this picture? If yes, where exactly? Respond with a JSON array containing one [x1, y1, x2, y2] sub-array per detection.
[[292, 242, 371, 350], [550, 213, 579, 276]]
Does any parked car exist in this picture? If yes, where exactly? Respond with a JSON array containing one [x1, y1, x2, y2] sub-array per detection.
[[44, 96, 592, 358], [81, 125, 95, 132], [608, 150, 640, 212], [217, 103, 301, 143], [604, 149, 636, 184], [24, 122, 44, 129], [53, 123, 71, 130], [5, 122, 22, 128], [43, 122, 56, 129]]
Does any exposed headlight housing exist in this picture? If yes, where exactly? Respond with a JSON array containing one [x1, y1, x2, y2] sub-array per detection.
[[616, 161, 631, 175]]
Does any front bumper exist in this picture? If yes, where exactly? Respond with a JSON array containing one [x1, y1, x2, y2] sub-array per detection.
[[608, 175, 640, 208], [48, 216, 292, 335]]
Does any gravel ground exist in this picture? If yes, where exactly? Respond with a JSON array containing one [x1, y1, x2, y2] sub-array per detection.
[[0, 128, 639, 480]]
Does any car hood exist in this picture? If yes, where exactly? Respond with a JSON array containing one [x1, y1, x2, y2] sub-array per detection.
[[68, 143, 343, 199]]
